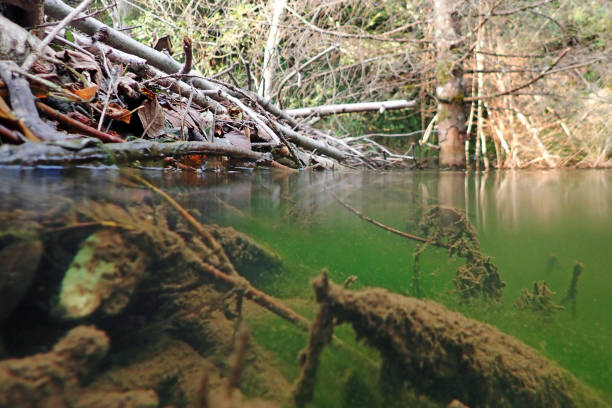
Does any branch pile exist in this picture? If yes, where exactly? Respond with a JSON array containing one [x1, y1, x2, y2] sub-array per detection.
[[0, 0, 407, 170]]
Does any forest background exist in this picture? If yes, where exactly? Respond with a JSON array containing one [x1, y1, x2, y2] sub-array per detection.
[[67, 0, 610, 168]]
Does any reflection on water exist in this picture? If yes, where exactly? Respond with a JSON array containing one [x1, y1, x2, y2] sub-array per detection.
[[1, 167, 611, 403], [3, 168, 608, 230]]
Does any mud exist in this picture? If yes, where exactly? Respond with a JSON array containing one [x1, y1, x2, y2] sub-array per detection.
[[311, 271, 607, 408]]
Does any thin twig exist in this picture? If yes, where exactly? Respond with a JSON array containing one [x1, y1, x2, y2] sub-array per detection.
[[275, 44, 339, 107], [465, 48, 570, 102], [331, 192, 450, 249], [97, 65, 121, 131], [130, 174, 240, 276], [285, 5, 428, 43]]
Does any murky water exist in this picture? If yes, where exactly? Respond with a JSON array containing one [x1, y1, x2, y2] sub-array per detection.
[[1, 167, 611, 406]]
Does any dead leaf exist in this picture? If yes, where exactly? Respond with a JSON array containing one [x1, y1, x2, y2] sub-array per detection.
[[117, 75, 140, 101], [56, 49, 103, 86], [152, 35, 173, 55], [95, 101, 132, 124], [0, 96, 39, 142], [72, 85, 98, 101], [137, 98, 166, 138], [140, 87, 156, 100], [224, 130, 251, 151], [164, 104, 198, 129], [256, 124, 273, 142], [181, 154, 206, 168], [31, 61, 54, 75], [227, 105, 242, 118]]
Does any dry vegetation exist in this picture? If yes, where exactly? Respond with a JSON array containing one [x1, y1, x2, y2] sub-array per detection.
[[110, 0, 610, 168]]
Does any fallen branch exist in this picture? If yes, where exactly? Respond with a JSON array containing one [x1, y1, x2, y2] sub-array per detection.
[[129, 174, 241, 277], [74, 31, 225, 113], [286, 99, 417, 118], [276, 123, 347, 161], [330, 192, 450, 249], [36, 101, 124, 143], [0, 14, 54, 66], [43, 0, 353, 162], [0, 61, 76, 141], [0, 139, 295, 169]]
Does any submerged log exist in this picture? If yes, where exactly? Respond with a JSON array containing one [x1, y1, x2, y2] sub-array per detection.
[[0, 326, 111, 407], [311, 272, 606, 408]]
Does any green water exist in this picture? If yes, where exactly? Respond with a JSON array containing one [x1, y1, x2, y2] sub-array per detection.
[[1, 168, 611, 405], [202, 170, 612, 403]]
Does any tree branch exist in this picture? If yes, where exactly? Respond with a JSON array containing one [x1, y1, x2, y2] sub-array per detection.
[[287, 99, 417, 118], [465, 47, 570, 102]]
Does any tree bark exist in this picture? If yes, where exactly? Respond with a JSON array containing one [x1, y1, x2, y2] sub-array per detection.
[[433, 0, 467, 168], [259, 0, 286, 99]]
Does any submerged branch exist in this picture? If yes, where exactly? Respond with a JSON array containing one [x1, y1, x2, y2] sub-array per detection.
[[330, 192, 450, 249]]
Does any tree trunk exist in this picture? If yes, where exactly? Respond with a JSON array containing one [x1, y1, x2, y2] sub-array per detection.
[[0, 0, 44, 37], [259, 0, 287, 99], [433, 0, 466, 168]]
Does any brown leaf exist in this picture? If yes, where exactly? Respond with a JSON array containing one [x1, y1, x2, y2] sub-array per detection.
[[224, 130, 251, 151], [256, 124, 273, 142], [31, 61, 54, 75], [117, 75, 140, 101], [0, 96, 39, 142], [227, 105, 242, 118], [56, 49, 103, 86], [72, 85, 98, 101], [95, 101, 132, 124], [152, 35, 173, 55], [137, 98, 166, 138], [164, 105, 198, 129], [140, 87, 156, 100]]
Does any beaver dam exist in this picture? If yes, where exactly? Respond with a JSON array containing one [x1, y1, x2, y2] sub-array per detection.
[[0, 168, 611, 408]]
